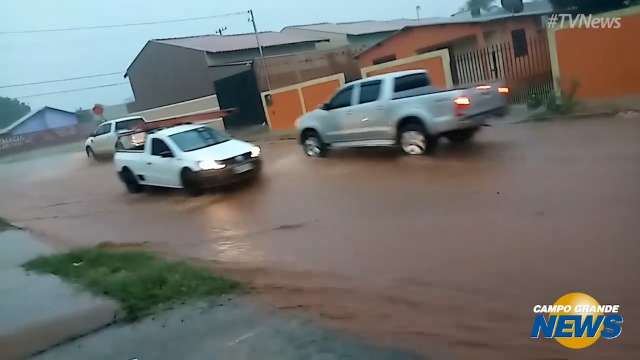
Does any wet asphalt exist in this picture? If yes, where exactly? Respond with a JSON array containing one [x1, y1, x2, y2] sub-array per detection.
[[1, 116, 639, 359]]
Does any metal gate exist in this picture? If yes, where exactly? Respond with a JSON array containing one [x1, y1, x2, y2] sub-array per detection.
[[451, 34, 553, 104], [214, 68, 267, 129]]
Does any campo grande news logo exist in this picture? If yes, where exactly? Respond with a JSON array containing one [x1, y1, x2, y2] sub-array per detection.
[[531, 292, 623, 349]]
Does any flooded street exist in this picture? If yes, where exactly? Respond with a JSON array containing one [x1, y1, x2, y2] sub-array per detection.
[[2, 117, 640, 359]]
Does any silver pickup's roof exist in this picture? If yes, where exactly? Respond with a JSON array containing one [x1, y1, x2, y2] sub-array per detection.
[[348, 70, 427, 85]]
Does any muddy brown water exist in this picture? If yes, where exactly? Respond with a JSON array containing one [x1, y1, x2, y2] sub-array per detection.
[[1, 117, 639, 359]]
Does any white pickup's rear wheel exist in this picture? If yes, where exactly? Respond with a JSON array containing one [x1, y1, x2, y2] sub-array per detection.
[[121, 168, 143, 193]]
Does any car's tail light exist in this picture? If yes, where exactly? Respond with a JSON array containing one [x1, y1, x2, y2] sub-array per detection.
[[454, 96, 471, 117], [498, 87, 510, 94], [476, 85, 492, 90]]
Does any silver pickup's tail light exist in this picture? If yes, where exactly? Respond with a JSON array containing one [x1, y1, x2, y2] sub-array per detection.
[[454, 96, 471, 117]]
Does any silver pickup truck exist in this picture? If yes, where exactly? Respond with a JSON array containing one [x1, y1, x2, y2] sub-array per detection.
[[295, 70, 508, 156]]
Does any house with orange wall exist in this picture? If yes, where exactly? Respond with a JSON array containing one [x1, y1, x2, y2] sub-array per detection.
[[357, 2, 552, 69]]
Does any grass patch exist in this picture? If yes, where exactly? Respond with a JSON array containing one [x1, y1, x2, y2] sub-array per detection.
[[24, 248, 240, 321]]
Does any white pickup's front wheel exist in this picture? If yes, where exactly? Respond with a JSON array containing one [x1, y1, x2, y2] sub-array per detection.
[[181, 168, 204, 196]]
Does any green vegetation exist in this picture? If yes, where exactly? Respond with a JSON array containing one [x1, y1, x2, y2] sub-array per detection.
[[24, 248, 240, 321], [0, 96, 31, 129], [0, 217, 14, 231], [461, 0, 495, 11], [527, 79, 580, 121], [75, 108, 95, 123]]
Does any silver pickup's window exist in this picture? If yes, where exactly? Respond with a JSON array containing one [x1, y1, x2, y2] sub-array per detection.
[[327, 86, 353, 110], [394, 73, 430, 93], [169, 127, 230, 152], [359, 80, 382, 104], [393, 73, 431, 100]]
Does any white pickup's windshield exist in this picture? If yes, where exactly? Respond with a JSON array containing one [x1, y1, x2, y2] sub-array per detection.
[[169, 127, 230, 152]]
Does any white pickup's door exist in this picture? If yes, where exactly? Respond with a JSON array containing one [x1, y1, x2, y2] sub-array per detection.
[[145, 138, 181, 187]]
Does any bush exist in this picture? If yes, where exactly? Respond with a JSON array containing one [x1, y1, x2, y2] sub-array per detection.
[[544, 79, 580, 115], [527, 93, 544, 110]]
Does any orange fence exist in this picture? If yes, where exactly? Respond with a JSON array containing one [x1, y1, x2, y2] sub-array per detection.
[[359, 49, 453, 88], [261, 74, 345, 130], [549, 6, 640, 100]]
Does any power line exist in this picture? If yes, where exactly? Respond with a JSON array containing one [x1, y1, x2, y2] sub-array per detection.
[[0, 11, 248, 35], [14, 82, 130, 99], [0, 72, 123, 89]]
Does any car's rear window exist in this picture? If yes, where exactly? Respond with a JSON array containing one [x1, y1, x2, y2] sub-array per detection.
[[115, 118, 144, 131], [115, 132, 146, 152], [169, 127, 230, 152]]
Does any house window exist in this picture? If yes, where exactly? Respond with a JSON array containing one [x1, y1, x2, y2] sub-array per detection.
[[372, 54, 396, 65], [511, 29, 528, 57]]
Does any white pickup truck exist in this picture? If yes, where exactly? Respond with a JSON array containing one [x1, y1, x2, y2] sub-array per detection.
[[85, 116, 146, 159], [296, 70, 508, 156], [113, 124, 261, 195]]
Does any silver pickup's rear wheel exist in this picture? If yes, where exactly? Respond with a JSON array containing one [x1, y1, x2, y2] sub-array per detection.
[[399, 123, 437, 155], [301, 131, 327, 158]]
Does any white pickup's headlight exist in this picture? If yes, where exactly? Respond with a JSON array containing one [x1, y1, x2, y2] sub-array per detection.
[[198, 159, 225, 170], [250, 145, 261, 158]]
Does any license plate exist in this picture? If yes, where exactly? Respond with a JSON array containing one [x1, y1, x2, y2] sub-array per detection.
[[232, 163, 254, 174]]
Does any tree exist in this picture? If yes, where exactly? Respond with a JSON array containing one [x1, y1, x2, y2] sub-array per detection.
[[0, 96, 31, 129], [75, 108, 95, 123], [461, 0, 496, 11], [550, 0, 629, 13]]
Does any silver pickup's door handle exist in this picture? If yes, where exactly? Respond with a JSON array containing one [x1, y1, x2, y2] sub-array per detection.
[[146, 162, 152, 165], [361, 117, 369, 122]]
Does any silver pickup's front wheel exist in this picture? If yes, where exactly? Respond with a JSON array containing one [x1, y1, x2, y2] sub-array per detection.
[[301, 131, 327, 158], [399, 124, 436, 155]]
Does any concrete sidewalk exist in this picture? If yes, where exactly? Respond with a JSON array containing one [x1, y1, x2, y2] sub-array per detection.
[[0, 229, 425, 360], [34, 298, 425, 360], [0, 229, 119, 360]]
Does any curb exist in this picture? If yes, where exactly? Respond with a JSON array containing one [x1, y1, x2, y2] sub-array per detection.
[[0, 298, 119, 360], [515, 111, 617, 124]]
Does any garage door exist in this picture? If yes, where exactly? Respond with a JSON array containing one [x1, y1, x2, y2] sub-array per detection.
[[262, 74, 345, 130]]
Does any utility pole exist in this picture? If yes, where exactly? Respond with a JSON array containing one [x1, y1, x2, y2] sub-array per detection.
[[416, 5, 421, 20], [249, 9, 272, 92]]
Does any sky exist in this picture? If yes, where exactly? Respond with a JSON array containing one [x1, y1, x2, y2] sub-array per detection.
[[1, 0, 467, 112]]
